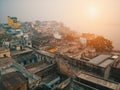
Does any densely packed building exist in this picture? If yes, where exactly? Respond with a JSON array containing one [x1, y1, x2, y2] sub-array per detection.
[[0, 17, 120, 90]]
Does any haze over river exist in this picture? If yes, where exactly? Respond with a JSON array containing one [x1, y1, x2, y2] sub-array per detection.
[[77, 24, 120, 50]]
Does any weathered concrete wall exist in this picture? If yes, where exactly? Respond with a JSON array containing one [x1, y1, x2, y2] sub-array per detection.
[[0, 49, 11, 57], [56, 54, 109, 78]]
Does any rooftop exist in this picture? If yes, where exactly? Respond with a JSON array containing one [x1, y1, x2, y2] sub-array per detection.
[[89, 55, 111, 65], [36, 50, 55, 58], [0, 47, 10, 53], [0, 71, 26, 90], [77, 72, 120, 90], [11, 48, 33, 56], [0, 57, 15, 67], [98, 59, 114, 68]]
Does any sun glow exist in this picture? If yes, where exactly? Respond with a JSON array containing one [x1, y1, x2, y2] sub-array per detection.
[[89, 7, 98, 16]]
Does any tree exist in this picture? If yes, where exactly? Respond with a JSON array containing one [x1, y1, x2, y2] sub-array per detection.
[[88, 36, 113, 52]]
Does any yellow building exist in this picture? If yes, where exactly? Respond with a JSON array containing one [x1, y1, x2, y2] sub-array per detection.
[[48, 46, 58, 53], [7, 16, 21, 28]]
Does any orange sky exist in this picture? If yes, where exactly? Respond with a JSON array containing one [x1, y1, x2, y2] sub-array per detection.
[[0, 0, 120, 49]]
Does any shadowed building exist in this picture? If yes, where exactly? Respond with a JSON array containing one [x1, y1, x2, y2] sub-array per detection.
[[56, 53, 114, 79], [31, 33, 55, 50], [56, 72, 120, 90], [110, 55, 120, 82], [0, 71, 28, 90]]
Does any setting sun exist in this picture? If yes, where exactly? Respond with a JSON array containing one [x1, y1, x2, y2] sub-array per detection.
[[88, 7, 98, 16], [0, 0, 120, 90]]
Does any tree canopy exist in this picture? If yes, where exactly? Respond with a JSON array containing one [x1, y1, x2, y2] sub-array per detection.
[[87, 36, 113, 52]]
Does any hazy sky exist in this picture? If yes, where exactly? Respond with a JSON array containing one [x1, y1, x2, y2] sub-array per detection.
[[0, 0, 120, 28], [0, 0, 120, 49]]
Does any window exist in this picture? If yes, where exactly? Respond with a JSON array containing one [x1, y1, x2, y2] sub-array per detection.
[[3, 54, 7, 57], [24, 61, 27, 65], [28, 43, 31, 45]]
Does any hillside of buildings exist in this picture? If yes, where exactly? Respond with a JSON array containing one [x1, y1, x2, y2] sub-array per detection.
[[0, 17, 120, 90]]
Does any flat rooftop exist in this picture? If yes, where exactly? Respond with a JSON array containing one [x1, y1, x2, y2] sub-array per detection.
[[77, 72, 120, 90], [36, 50, 55, 58], [98, 59, 114, 68], [11, 48, 33, 56], [0, 47, 9, 53], [89, 55, 111, 65], [0, 57, 15, 67], [27, 63, 48, 73]]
